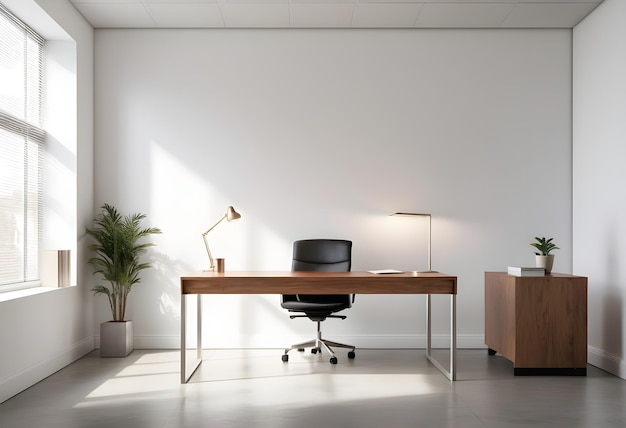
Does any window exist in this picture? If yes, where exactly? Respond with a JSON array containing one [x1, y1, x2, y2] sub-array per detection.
[[0, 3, 44, 289]]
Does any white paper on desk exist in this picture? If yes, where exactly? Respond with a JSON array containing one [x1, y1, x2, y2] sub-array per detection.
[[368, 269, 405, 274]]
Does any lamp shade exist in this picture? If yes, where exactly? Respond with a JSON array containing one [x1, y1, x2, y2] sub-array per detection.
[[225, 206, 241, 222]]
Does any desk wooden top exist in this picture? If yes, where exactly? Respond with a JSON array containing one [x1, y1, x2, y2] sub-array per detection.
[[181, 271, 457, 295]]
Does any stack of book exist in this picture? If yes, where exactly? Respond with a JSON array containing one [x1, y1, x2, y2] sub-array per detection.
[[507, 266, 545, 277]]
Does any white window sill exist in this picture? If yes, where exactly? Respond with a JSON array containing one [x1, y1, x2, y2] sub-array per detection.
[[0, 285, 69, 303]]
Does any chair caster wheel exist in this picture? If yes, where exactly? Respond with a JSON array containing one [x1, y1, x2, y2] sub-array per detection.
[[348, 351, 356, 359], [330, 357, 338, 364], [282, 354, 289, 362], [297, 348, 305, 352], [311, 348, 318, 354]]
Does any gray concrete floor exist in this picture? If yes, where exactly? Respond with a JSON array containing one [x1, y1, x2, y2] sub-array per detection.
[[1, 349, 625, 427]]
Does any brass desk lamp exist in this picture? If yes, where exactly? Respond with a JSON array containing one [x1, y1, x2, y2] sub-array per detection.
[[202, 206, 241, 271]]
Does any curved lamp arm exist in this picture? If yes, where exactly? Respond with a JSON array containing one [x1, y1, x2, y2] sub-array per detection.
[[202, 206, 241, 270]]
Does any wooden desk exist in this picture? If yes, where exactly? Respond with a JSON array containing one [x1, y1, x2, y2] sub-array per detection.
[[181, 271, 458, 383]]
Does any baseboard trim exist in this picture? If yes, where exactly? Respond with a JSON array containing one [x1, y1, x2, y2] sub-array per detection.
[[0, 337, 94, 404], [588, 346, 626, 380], [120, 333, 487, 350]]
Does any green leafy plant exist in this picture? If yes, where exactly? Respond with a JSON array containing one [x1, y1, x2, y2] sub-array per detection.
[[531, 236, 559, 256], [86, 204, 161, 322]]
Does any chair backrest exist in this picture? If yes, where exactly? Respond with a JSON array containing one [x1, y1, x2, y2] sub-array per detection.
[[291, 239, 352, 272], [284, 239, 352, 305]]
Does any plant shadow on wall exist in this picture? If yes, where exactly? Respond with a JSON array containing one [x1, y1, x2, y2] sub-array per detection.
[[150, 251, 188, 326], [86, 204, 162, 357]]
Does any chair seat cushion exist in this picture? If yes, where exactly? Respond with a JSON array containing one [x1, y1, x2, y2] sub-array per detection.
[[281, 300, 350, 314]]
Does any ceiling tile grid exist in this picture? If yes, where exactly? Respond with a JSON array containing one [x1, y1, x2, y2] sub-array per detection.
[[69, 1, 604, 29]]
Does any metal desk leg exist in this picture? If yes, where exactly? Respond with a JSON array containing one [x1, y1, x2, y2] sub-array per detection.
[[180, 293, 186, 383], [450, 294, 457, 380], [181, 294, 203, 384], [425, 294, 457, 381], [426, 294, 432, 356]]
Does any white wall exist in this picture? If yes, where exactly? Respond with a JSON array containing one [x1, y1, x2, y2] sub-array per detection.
[[0, 0, 94, 403], [573, 0, 626, 379], [95, 28, 573, 350]]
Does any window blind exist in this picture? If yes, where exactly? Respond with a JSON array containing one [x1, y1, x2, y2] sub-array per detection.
[[0, 3, 44, 288]]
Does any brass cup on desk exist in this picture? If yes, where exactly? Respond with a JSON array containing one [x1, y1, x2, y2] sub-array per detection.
[[216, 258, 225, 273]]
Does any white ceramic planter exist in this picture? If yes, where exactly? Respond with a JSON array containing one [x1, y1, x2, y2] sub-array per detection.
[[100, 321, 134, 357], [535, 255, 554, 274]]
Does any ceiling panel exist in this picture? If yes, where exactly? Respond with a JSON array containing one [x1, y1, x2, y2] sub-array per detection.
[[146, 3, 225, 28], [502, 3, 601, 28], [291, 4, 356, 28], [220, 3, 290, 28], [415, 3, 515, 28], [69, 1, 605, 29], [352, 4, 424, 28], [72, 3, 156, 28]]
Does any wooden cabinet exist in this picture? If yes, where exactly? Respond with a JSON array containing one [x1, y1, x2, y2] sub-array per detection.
[[484, 272, 587, 375]]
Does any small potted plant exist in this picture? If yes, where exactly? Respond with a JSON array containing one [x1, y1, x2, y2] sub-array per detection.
[[86, 204, 161, 357], [531, 236, 559, 274]]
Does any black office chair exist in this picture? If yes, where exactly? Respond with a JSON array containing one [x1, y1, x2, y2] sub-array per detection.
[[281, 239, 356, 364]]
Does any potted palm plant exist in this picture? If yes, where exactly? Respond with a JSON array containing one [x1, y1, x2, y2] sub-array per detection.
[[531, 236, 559, 274], [86, 204, 161, 357]]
